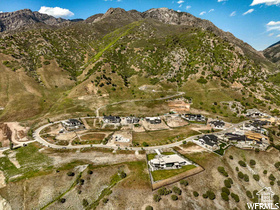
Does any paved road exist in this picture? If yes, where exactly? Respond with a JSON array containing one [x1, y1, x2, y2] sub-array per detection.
[[33, 117, 249, 151]]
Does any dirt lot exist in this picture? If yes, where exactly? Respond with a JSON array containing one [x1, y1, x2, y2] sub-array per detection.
[[142, 119, 170, 131], [164, 115, 189, 128]]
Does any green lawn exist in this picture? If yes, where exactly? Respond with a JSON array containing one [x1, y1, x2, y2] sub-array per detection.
[[151, 165, 196, 182]]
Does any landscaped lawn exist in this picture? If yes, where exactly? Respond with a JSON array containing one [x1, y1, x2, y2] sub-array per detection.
[[151, 165, 196, 181]]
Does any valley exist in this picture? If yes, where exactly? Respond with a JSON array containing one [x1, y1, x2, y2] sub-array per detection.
[[0, 6, 280, 210]]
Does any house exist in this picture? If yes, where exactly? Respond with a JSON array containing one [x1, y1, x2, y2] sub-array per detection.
[[256, 187, 275, 205], [225, 133, 246, 143], [246, 109, 264, 118], [103, 116, 121, 124], [209, 120, 225, 129], [145, 117, 161, 124], [181, 114, 206, 122], [126, 117, 140, 124], [198, 134, 219, 150], [61, 119, 84, 131], [149, 154, 191, 171]]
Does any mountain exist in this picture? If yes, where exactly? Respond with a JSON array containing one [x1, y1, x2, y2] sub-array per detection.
[[263, 40, 280, 64], [0, 7, 279, 122], [0, 9, 73, 32]]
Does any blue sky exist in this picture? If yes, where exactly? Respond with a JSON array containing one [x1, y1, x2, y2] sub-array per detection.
[[1, 0, 280, 50]]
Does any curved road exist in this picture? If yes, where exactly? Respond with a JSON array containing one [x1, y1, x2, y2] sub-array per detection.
[[33, 118, 248, 151]]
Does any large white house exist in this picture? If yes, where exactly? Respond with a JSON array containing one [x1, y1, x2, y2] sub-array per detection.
[[149, 153, 192, 171]]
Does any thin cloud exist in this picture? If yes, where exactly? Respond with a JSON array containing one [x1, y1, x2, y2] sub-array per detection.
[[230, 11, 236, 16], [38, 6, 74, 18], [177, 0, 184, 4], [200, 11, 206, 15], [243, 9, 254, 15], [179, 4, 182, 8], [267, 21, 280, 26], [186, 5, 191, 10], [251, 0, 280, 6], [209, 9, 215, 13], [277, 34, 280, 37], [268, 33, 274, 36], [267, 21, 280, 31]]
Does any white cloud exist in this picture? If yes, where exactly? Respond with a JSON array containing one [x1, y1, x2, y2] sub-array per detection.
[[230, 11, 236, 16], [266, 21, 280, 31], [177, 10, 181, 12], [251, 0, 280, 6], [177, 0, 184, 4], [209, 9, 215, 12], [38, 6, 74, 18], [268, 33, 274, 36], [267, 21, 280, 26], [218, 0, 227, 2], [277, 34, 280, 37], [243, 9, 254, 15], [0, 11, 3, 13], [186, 5, 191, 10], [200, 11, 206, 15]]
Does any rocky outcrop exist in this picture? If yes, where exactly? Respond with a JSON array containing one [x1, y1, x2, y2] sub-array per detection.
[[0, 9, 70, 32]]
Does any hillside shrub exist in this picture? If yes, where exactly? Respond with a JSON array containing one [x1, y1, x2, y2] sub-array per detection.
[[153, 194, 161, 202], [244, 174, 249, 182], [224, 179, 231, 188], [158, 188, 172, 196], [82, 199, 89, 207], [59, 198, 66, 203], [145, 206, 153, 210], [103, 198, 109, 204], [238, 172, 244, 179], [218, 167, 228, 177], [263, 170, 268, 174], [193, 191, 199, 197], [171, 195, 178, 201], [67, 172, 75, 176], [275, 162, 280, 169], [221, 192, 229, 201], [229, 155, 233, 160], [202, 193, 208, 199], [253, 174, 260, 181], [207, 191, 216, 200], [231, 193, 240, 202], [246, 191, 253, 199], [269, 174, 276, 181], [120, 171, 127, 179], [180, 180, 188, 186], [222, 187, 230, 195], [173, 187, 182, 195], [250, 159, 256, 166], [238, 160, 246, 167], [197, 77, 208, 84]]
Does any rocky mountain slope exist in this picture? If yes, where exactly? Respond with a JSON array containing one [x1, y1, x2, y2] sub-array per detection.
[[0, 9, 72, 32], [0, 7, 279, 122], [264, 40, 280, 64]]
